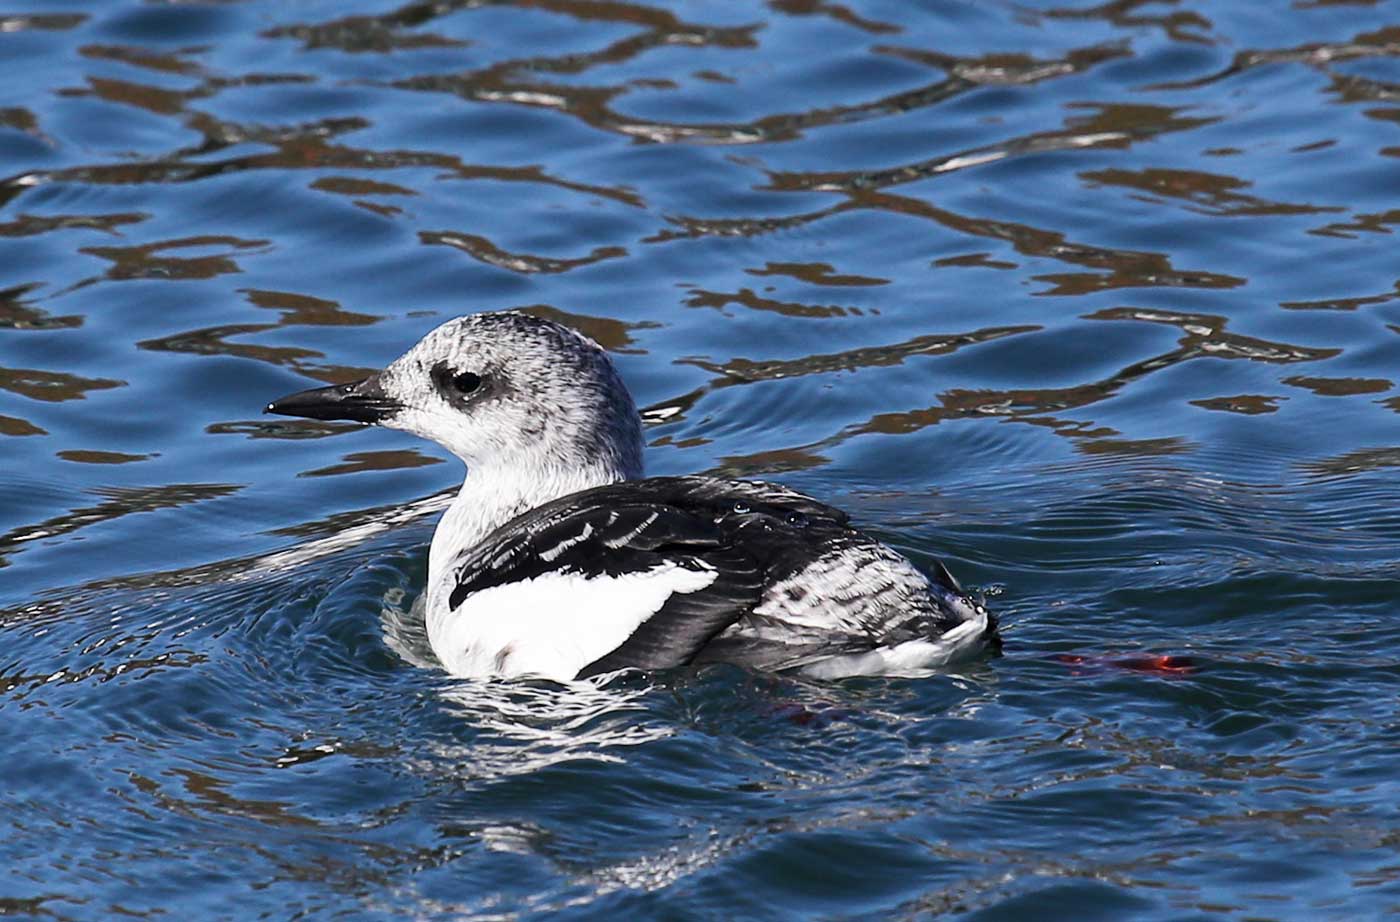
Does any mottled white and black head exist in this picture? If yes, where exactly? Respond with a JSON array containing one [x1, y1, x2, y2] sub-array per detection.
[[266, 311, 644, 480]]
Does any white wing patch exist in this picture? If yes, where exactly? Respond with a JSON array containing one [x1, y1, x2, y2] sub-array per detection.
[[603, 511, 658, 548], [537, 522, 594, 562], [429, 563, 718, 681]]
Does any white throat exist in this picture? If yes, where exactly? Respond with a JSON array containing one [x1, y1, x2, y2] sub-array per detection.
[[426, 456, 636, 591]]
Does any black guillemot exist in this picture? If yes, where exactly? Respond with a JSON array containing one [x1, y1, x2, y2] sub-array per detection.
[[266, 311, 999, 681]]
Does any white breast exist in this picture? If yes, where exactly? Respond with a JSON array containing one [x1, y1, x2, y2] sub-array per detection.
[[427, 562, 718, 681]]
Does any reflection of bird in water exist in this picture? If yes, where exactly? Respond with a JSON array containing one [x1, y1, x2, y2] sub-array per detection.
[[268, 311, 999, 681], [432, 672, 673, 778]]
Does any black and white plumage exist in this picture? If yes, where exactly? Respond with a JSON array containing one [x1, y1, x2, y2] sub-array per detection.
[[266, 311, 999, 682]]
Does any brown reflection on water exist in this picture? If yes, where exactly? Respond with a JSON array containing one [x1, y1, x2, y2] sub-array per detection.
[[1190, 394, 1286, 415], [72, 76, 187, 117], [763, 103, 1213, 194], [0, 414, 46, 437], [0, 283, 81, 331], [683, 324, 1040, 384], [0, 211, 147, 238], [137, 323, 378, 386], [876, 43, 1131, 86], [856, 189, 1243, 296], [1310, 210, 1400, 240], [55, 450, 153, 465], [1148, 24, 1400, 91], [643, 323, 1038, 432], [1299, 446, 1400, 479], [299, 448, 443, 478], [0, 114, 354, 211], [77, 235, 272, 286], [0, 108, 36, 132], [1084, 307, 1341, 363], [0, 482, 241, 568], [643, 203, 846, 244], [376, 4, 1133, 146], [746, 261, 889, 287], [1, 105, 639, 213], [161, 767, 320, 828], [933, 252, 1018, 270], [1040, 0, 1215, 45], [309, 175, 417, 217], [1081, 168, 1343, 218], [712, 445, 832, 478], [520, 304, 659, 353], [769, 0, 899, 34], [0, 649, 207, 697], [1074, 435, 1191, 457], [856, 307, 1332, 438], [262, 4, 470, 53], [0, 106, 53, 149], [1281, 375, 1392, 397], [0, 366, 123, 402], [131, 292, 385, 405], [640, 386, 706, 428], [206, 418, 363, 441], [310, 176, 417, 198], [140, 323, 318, 365], [242, 288, 380, 327], [391, 5, 762, 144], [79, 43, 205, 77], [700, 306, 1338, 472], [267, 489, 449, 540], [654, 105, 1240, 294], [436, 163, 643, 208], [0, 485, 450, 609], [684, 286, 864, 319], [420, 230, 626, 274], [1280, 283, 1400, 310]]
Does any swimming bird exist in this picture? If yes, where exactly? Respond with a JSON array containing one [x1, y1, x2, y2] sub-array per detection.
[[265, 311, 999, 681]]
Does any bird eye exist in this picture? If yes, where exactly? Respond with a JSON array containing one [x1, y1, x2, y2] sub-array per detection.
[[430, 363, 487, 401], [732, 501, 751, 514]]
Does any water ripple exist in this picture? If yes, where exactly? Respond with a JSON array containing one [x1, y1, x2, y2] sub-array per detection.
[[4, 0, 1400, 917]]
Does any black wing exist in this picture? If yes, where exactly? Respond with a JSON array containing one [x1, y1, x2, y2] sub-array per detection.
[[444, 476, 851, 678]]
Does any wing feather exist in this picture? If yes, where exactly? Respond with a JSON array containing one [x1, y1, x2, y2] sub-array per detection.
[[435, 475, 985, 679], [446, 481, 783, 676]]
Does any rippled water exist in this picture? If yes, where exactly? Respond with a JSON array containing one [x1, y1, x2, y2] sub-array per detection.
[[3, 1, 1400, 918]]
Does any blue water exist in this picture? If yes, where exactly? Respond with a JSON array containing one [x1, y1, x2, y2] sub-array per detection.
[[3, 1, 1400, 918]]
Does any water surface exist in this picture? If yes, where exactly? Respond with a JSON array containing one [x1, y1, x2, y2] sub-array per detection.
[[3, 1, 1400, 919]]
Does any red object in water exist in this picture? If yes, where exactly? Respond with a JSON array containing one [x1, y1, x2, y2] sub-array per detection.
[[1112, 654, 1195, 674], [1054, 653, 1196, 676]]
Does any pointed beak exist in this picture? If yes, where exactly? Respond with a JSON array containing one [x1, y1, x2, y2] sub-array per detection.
[[264, 373, 401, 424]]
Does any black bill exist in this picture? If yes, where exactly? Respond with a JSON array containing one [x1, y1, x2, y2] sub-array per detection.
[[264, 374, 400, 424]]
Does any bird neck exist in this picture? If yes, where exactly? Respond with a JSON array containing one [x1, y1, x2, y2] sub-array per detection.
[[427, 455, 637, 590]]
